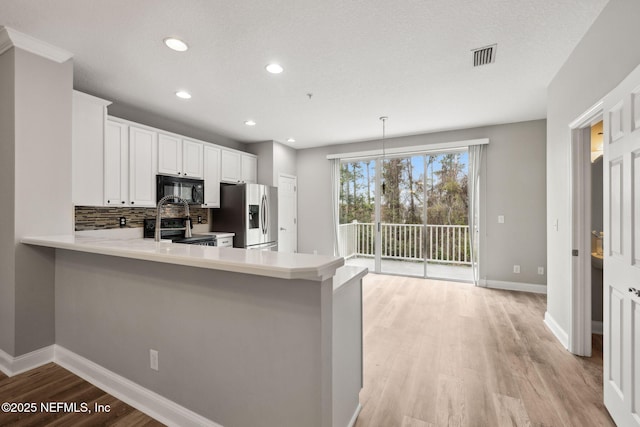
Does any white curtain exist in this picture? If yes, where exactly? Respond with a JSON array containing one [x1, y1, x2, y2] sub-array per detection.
[[468, 144, 484, 285], [330, 159, 342, 257]]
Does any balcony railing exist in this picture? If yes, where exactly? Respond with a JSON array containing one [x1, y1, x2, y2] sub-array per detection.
[[339, 221, 471, 265]]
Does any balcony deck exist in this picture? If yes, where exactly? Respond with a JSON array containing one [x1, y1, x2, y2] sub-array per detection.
[[345, 256, 474, 282]]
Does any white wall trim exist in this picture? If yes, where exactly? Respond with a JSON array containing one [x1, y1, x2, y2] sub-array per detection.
[[0, 26, 73, 63], [347, 403, 362, 427], [544, 311, 569, 349], [480, 279, 547, 294], [0, 345, 55, 377], [327, 138, 489, 160], [54, 346, 221, 427], [592, 320, 603, 335]]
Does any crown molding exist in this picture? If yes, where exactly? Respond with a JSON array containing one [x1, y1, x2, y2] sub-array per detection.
[[0, 26, 73, 63]]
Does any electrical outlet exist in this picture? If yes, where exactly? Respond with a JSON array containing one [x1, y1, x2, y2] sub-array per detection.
[[513, 265, 521, 274], [150, 349, 159, 371], [498, 215, 505, 224], [197, 215, 202, 224], [119, 217, 126, 227], [538, 267, 545, 275]]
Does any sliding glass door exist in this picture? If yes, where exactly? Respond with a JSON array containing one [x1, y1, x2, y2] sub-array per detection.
[[339, 150, 473, 282]]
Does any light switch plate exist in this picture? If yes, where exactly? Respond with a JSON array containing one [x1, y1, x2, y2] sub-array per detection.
[[498, 215, 505, 224]]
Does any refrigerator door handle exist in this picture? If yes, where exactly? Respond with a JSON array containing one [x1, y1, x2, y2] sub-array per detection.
[[261, 194, 268, 235]]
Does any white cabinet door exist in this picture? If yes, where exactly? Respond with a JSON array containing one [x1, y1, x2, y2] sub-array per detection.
[[203, 145, 221, 207], [241, 154, 258, 184], [182, 139, 204, 178], [602, 62, 640, 427], [158, 133, 182, 176], [72, 91, 111, 206], [129, 126, 157, 207], [104, 120, 128, 206], [221, 149, 242, 183]]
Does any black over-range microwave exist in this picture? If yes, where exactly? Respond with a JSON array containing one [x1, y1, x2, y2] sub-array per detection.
[[156, 174, 205, 205]]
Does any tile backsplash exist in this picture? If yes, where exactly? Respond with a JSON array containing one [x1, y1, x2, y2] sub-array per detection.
[[75, 206, 209, 231]]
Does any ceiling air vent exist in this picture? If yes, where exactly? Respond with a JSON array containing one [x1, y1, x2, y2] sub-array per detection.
[[472, 44, 497, 67]]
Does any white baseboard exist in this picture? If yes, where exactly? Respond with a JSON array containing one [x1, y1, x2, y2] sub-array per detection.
[[0, 345, 220, 427], [480, 279, 547, 294], [0, 345, 54, 377], [54, 346, 221, 427], [544, 311, 569, 349], [592, 320, 603, 335], [348, 403, 362, 427]]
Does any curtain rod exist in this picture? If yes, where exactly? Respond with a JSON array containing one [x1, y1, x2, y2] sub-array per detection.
[[326, 138, 489, 160]]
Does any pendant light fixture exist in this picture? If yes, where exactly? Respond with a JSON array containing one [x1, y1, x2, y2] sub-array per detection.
[[380, 116, 388, 195]]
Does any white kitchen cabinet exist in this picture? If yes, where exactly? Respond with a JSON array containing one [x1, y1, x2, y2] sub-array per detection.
[[221, 149, 242, 183], [157, 133, 182, 176], [221, 149, 258, 184], [182, 139, 204, 178], [203, 145, 221, 207], [72, 91, 111, 206], [241, 153, 258, 184], [128, 126, 157, 207], [103, 120, 128, 206], [158, 134, 203, 179]]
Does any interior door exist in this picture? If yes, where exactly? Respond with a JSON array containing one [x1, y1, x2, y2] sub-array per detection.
[[278, 175, 297, 253], [602, 63, 640, 427]]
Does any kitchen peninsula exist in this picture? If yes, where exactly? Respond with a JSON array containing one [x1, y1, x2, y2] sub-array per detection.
[[22, 235, 365, 427]]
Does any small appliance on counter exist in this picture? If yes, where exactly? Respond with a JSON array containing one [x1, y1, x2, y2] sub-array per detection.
[[211, 183, 278, 251], [144, 218, 217, 246], [156, 174, 205, 205]]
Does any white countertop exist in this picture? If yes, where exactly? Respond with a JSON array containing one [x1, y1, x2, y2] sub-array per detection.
[[22, 235, 344, 281]]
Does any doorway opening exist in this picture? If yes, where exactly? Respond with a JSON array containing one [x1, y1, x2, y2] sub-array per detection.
[[338, 150, 473, 282], [569, 102, 603, 357]]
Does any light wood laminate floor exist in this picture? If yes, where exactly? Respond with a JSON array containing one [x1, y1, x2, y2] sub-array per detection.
[[355, 274, 614, 427], [0, 274, 613, 426]]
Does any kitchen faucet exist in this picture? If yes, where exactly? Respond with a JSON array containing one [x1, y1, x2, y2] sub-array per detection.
[[155, 195, 192, 242]]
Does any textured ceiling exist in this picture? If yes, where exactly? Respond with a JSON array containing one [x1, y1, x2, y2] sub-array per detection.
[[0, 0, 608, 148]]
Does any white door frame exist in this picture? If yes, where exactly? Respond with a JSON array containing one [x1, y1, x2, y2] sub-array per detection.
[[569, 100, 603, 356]]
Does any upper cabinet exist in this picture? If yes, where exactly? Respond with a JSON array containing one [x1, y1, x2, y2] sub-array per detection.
[[128, 126, 157, 207], [220, 149, 242, 183], [158, 134, 203, 179], [203, 145, 221, 208], [182, 139, 204, 178], [72, 91, 111, 206], [221, 149, 257, 184], [241, 154, 257, 184], [104, 119, 128, 206]]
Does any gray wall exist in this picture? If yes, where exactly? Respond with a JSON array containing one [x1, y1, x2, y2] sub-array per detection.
[[297, 120, 547, 285], [247, 140, 297, 187], [56, 250, 327, 427], [546, 0, 640, 335], [273, 141, 297, 184], [0, 48, 16, 355], [248, 140, 274, 185], [0, 47, 73, 357]]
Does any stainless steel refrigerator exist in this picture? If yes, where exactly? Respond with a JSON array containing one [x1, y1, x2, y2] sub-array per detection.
[[212, 184, 278, 250]]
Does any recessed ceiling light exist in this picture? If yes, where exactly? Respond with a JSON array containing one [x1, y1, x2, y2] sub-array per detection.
[[287, 138, 295, 143], [244, 120, 256, 126], [164, 37, 189, 52], [175, 91, 192, 99], [265, 63, 284, 74]]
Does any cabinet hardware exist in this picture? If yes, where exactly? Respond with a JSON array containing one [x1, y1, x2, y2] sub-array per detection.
[[630, 287, 640, 297], [131, 201, 135, 205], [107, 200, 110, 203]]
